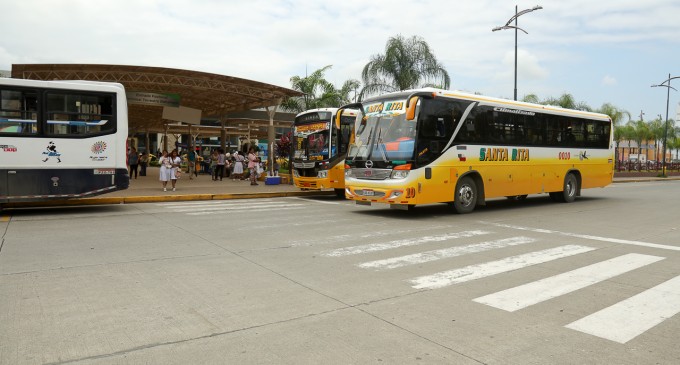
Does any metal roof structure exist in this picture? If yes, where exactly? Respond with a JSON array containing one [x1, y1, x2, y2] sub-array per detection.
[[11, 64, 302, 138]]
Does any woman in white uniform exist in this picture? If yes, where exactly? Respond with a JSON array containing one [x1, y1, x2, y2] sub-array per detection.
[[158, 150, 172, 191], [168, 150, 182, 191]]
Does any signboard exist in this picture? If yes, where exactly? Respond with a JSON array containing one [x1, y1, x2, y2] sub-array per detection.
[[162, 106, 202, 125], [127, 92, 180, 107]]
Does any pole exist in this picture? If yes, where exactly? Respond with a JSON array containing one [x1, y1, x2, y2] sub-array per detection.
[[514, 5, 518, 101], [662, 73, 670, 177]]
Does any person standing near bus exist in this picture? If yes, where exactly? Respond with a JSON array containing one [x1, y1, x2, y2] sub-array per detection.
[[232, 151, 244, 180], [139, 151, 149, 176], [128, 147, 139, 179], [187, 149, 197, 180], [159, 150, 172, 191], [169, 149, 182, 191], [216, 148, 226, 181], [247, 147, 259, 185]]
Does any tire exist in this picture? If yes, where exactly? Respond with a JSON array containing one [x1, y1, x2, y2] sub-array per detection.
[[453, 176, 477, 214], [550, 173, 578, 203], [334, 188, 346, 199]]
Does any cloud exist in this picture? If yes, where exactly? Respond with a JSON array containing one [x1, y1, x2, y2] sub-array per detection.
[[602, 75, 618, 86]]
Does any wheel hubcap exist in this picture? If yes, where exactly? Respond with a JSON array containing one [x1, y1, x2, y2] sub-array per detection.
[[459, 185, 474, 206]]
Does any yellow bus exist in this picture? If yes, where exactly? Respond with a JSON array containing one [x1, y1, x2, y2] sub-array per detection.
[[337, 88, 613, 213], [291, 108, 358, 197]]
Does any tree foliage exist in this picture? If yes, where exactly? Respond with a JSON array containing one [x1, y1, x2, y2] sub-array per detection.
[[280, 65, 360, 113], [360, 35, 450, 100]]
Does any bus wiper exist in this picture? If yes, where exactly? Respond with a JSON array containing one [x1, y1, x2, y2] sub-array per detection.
[[376, 127, 388, 162]]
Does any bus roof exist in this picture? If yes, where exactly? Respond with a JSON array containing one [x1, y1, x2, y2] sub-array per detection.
[[0, 78, 126, 93], [362, 87, 611, 121]]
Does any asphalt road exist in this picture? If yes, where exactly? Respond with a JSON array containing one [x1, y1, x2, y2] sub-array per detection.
[[1, 181, 679, 364]]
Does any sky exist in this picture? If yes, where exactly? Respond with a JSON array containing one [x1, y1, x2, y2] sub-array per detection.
[[2, 0, 680, 123]]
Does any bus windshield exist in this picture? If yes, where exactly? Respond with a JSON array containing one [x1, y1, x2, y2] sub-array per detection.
[[293, 121, 331, 161], [349, 99, 415, 161]]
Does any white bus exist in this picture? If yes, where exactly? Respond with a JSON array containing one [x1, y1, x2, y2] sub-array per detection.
[[0, 78, 130, 204]]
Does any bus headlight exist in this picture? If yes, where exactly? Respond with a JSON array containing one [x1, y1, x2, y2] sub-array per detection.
[[345, 168, 354, 178], [293, 169, 299, 178], [317, 170, 328, 178], [390, 170, 410, 179]]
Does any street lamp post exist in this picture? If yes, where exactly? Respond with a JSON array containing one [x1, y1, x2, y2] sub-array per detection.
[[493, 5, 543, 101], [651, 73, 680, 177]]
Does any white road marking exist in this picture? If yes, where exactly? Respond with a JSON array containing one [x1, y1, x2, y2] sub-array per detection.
[[358, 236, 536, 270], [410, 245, 595, 290], [172, 203, 301, 213], [483, 222, 680, 252], [292, 197, 344, 205], [187, 206, 304, 216], [565, 274, 680, 343], [157, 199, 275, 207], [474, 253, 665, 312], [292, 224, 457, 248], [322, 230, 490, 257]]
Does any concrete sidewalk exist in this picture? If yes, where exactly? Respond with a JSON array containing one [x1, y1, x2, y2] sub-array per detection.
[[3, 167, 679, 208]]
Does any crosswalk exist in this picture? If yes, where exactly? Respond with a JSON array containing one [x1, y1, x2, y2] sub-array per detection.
[[156, 200, 680, 344], [315, 228, 680, 344], [156, 199, 305, 215]]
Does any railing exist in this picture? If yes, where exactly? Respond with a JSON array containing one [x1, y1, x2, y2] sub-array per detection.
[[615, 161, 680, 172]]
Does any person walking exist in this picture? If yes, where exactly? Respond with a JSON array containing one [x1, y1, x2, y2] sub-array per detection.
[[210, 150, 218, 181], [232, 151, 244, 180], [247, 147, 259, 185], [158, 150, 172, 191], [139, 151, 149, 176], [128, 147, 139, 179], [186, 149, 194, 179], [168, 149, 182, 191], [216, 148, 226, 181]]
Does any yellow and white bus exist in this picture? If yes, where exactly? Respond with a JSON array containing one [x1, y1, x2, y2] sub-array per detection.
[[337, 88, 613, 213], [291, 108, 358, 197]]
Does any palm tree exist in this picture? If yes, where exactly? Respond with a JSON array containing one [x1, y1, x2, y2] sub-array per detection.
[[630, 120, 652, 170], [359, 35, 450, 100], [280, 65, 361, 113], [598, 103, 631, 165], [542, 93, 592, 111]]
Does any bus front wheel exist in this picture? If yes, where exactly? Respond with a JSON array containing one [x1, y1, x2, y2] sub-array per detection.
[[453, 176, 477, 214], [550, 173, 578, 203]]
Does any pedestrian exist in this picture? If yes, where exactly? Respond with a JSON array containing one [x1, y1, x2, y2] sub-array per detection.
[[210, 150, 218, 180], [224, 150, 232, 178], [232, 151, 244, 180], [159, 150, 172, 191], [216, 148, 226, 181], [139, 151, 149, 176], [247, 147, 259, 185], [128, 147, 139, 179], [187, 149, 197, 180], [169, 149, 182, 191]]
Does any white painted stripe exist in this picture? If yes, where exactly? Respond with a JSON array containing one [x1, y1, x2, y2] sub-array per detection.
[[483, 222, 680, 252], [410, 245, 595, 290], [292, 197, 343, 205], [474, 253, 665, 312], [187, 206, 304, 216], [292, 224, 457, 248], [322, 230, 490, 257], [359, 236, 536, 270], [565, 275, 680, 343], [157, 199, 275, 207], [172, 203, 300, 213]]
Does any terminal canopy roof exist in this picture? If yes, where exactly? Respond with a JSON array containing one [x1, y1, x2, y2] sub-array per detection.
[[11, 64, 302, 138]]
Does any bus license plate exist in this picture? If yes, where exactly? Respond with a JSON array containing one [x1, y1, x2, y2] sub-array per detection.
[[363, 189, 374, 196]]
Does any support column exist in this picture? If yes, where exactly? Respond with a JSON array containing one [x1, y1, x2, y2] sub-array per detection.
[[265, 99, 281, 176]]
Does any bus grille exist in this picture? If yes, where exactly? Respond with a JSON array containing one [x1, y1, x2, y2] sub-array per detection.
[[293, 162, 316, 168], [353, 168, 391, 180]]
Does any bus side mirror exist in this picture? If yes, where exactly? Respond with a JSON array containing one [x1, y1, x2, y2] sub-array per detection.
[[406, 96, 419, 121]]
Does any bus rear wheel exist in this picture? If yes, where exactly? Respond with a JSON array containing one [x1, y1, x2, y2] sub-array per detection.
[[453, 176, 477, 214], [550, 173, 578, 203]]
